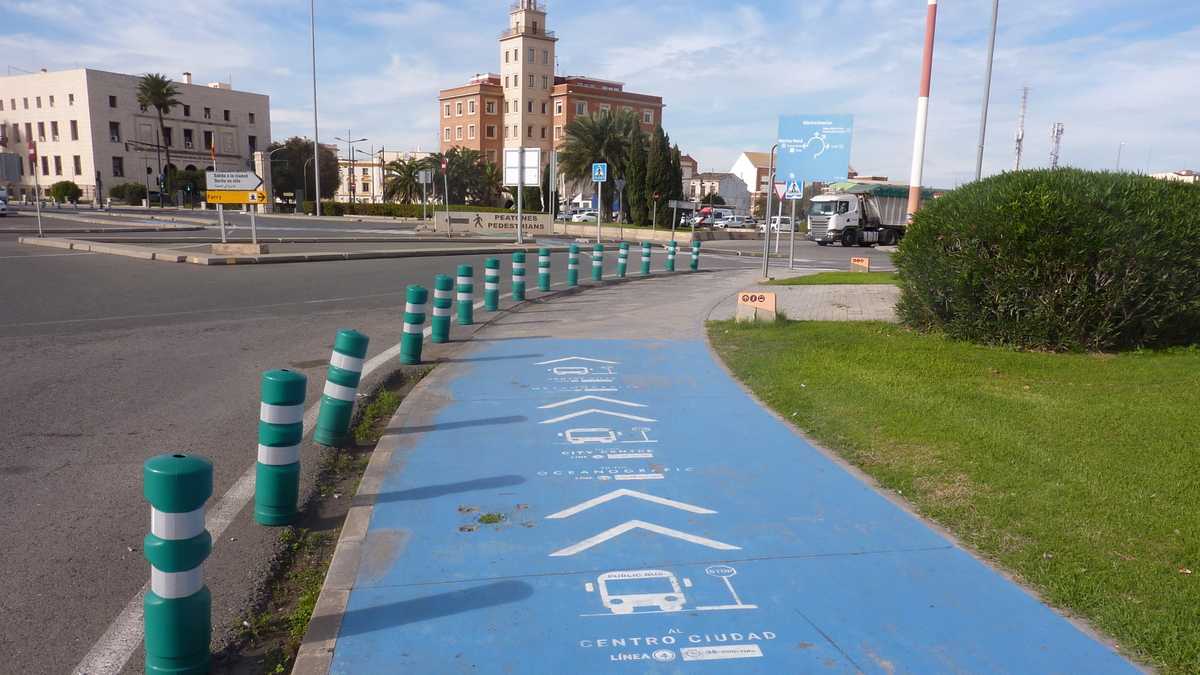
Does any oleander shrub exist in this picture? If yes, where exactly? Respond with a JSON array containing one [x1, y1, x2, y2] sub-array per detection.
[[895, 169, 1200, 351]]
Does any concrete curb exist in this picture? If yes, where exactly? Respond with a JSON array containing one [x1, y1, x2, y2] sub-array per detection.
[[291, 269, 706, 675]]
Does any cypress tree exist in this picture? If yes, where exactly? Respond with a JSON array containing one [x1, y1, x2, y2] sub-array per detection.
[[625, 128, 648, 225], [645, 127, 672, 227], [670, 145, 684, 229]]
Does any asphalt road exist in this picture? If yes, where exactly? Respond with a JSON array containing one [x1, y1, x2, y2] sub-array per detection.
[[0, 233, 768, 674]]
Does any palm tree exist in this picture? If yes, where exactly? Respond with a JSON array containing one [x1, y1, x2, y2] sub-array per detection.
[[136, 74, 182, 196], [476, 162, 504, 207], [557, 110, 639, 218], [382, 157, 426, 204], [429, 148, 486, 205]]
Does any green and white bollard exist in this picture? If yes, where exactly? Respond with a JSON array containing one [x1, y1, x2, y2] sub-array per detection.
[[591, 243, 604, 282], [567, 245, 580, 287], [400, 284, 428, 365], [143, 453, 213, 675], [314, 330, 369, 447], [256, 369, 307, 526], [456, 264, 474, 326], [431, 274, 453, 344], [690, 239, 701, 271], [641, 241, 652, 276], [666, 241, 677, 272], [484, 258, 501, 311], [538, 247, 551, 291], [512, 251, 527, 301], [617, 242, 629, 278]]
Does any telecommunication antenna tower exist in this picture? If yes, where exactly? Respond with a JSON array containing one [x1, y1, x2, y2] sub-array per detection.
[[1049, 123, 1065, 169], [1014, 86, 1029, 170]]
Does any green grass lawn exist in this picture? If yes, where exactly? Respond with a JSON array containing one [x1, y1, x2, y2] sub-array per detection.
[[709, 320, 1199, 673], [769, 271, 898, 285]]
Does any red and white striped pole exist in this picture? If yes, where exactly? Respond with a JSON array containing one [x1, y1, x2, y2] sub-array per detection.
[[907, 0, 939, 219]]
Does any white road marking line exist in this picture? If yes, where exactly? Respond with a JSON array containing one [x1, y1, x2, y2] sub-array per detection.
[[0, 252, 95, 259], [545, 488, 717, 519], [539, 408, 657, 425], [538, 396, 647, 410], [535, 356, 619, 365], [548, 519, 740, 557]]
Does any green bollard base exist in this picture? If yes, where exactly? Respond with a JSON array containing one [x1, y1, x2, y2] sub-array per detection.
[[254, 462, 299, 526], [400, 332, 424, 365], [144, 588, 212, 675], [485, 292, 499, 312], [539, 276, 550, 292], [430, 316, 450, 344], [313, 397, 353, 448], [513, 284, 526, 302]]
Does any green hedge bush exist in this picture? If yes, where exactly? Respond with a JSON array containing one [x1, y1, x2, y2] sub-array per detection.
[[896, 169, 1200, 352], [109, 182, 148, 205], [299, 201, 516, 218]]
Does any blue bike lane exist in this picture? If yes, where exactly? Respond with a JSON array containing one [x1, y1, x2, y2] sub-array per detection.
[[327, 336, 1139, 673]]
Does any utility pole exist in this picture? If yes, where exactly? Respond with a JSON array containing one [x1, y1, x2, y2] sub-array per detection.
[[1116, 142, 1126, 171], [1014, 86, 1029, 170], [906, 0, 939, 219], [309, 0, 322, 216], [975, 0, 1000, 181]]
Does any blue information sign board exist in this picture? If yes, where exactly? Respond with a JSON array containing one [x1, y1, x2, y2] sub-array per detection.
[[592, 162, 608, 183], [777, 115, 854, 187]]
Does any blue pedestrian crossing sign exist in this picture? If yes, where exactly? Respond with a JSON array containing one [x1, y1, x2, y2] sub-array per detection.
[[784, 177, 803, 200], [592, 162, 608, 183]]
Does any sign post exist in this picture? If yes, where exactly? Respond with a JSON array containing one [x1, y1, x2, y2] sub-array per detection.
[[206, 171, 267, 244], [614, 177, 626, 239], [418, 169, 432, 222], [592, 162, 607, 243], [505, 148, 541, 245], [652, 192, 660, 231], [441, 157, 450, 238], [29, 142, 42, 237]]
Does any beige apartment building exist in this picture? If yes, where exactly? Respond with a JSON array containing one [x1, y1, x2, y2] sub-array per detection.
[[438, 1, 663, 167], [0, 68, 270, 201], [336, 149, 433, 203]]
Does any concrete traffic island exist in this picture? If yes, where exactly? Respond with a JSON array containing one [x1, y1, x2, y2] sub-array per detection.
[[290, 268, 1140, 674]]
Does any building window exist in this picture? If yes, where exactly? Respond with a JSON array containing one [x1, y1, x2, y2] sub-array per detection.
[[183, 129, 194, 148], [504, 75, 509, 88], [108, 96, 116, 108], [223, 109, 230, 122], [529, 48, 535, 61], [53, 156, 62, 175], [361, 168, 369, 176], [543, 49, 549, 65], [183, 104, 191, 117], [504, 101, 510, 114], [455, 126, 463, 140], [527, 125, 533, 138], [575, 102, 587, 115], [37, 122, 46, 142], [554, 126, 562, 139], [24, 123, 32, 141], [468, 124, 476, 139], [112, 156, 124, 177], [540, 126, 546, 139], [468, 100, 476, 114], [249, 112, 256, 124], [443, 103, 451, 117], [486, 125, 496, 139], [73, 155, 82, 175], [68, 94, 75, 105], [50, 121, 59, 141], [598, 103, 611, 116], [528, 74, 535, 88], [41, 156, 49, 175], [643, 110, 653, 124], [361, 182, 369, 193], [49, 95, 55, 107], [541, 101, 548, 114], [444, 127, 451, 141], [69, 120, 79, 141], [163, 127, 173, 147], [486, 101, 495, 114], [555, 100, 563, 116], [36, 96, 42, 108], [203, 130, 213, 149], [456, 101, 463, 116], [10, 123, 19, 142], [28, 158, 35, 174], [513, 48, 519, 61], [0, 99, 4, 111], [527, 101, 533, 113], [248, 135, 257, 152], [23, 97, 29, 109], [504, 126, 509, 139], [204, 107, 212, 119], [12, 98, 18, 110], [542, 75, 548, 89]]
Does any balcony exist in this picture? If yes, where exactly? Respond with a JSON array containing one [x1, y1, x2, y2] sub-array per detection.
[[509, 1, 546, 11], [499, 27, 556, 39]]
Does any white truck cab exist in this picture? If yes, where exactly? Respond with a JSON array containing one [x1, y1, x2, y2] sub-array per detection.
[[808, 192, 903, 247]]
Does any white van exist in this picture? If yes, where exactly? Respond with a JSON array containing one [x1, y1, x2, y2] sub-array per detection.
[[758, 216, 794, 233]]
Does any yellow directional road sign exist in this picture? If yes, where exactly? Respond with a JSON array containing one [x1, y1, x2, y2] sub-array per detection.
[[206, 190, 267, 204]]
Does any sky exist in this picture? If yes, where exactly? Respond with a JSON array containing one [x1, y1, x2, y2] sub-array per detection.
[[4, 0, 1199, 187]]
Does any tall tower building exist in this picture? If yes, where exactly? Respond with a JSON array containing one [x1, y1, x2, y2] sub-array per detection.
[[500, 0, 557, 159]]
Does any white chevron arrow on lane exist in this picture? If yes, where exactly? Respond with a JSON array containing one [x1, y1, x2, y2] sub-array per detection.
[[536, 356, 619, 365], [538, 396, 647, 410], [539, 408, 657, 425], [545, 488, 717, 519], [548, 520, 741, 557]]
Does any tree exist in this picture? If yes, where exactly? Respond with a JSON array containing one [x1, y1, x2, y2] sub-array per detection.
[[476, 160, 504, 207], [267, 137, 338, 204], [135, 74, 181, 196], [645, 127, 672, 227], [701, 193, 726, 205], [558, 110, 639, 220], [382, 156, 427, 204], [541, 162, 555, 216], [174, 169, 207, 205], [624, 127, 648, 224], [49, 181, 83, 203]]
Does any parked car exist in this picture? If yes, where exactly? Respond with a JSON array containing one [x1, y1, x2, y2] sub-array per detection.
[[715, 215, 753, 229], [571, 210, 598, 223], [0, 201, 7, 217]]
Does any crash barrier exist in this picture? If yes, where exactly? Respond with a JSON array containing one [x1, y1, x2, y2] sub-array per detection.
[[431, 275, 454, 344], [513, 252, 527, 301], [484, 259, 501, 312], [143, 453, 213, 675], [400, 285, 428, 365], [456, 264, 474, 326], [314, 330, 369, 447], [255, 369, 307, 526]]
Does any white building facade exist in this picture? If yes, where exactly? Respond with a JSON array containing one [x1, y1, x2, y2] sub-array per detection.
[[0, 68, 270, 202], [687, 172, 750, 214], [336, 150, 433, 203]]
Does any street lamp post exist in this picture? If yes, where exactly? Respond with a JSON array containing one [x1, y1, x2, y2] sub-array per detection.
[[975, 0, 1000, 181], [760, 144, 778, 279], [310, 0, 322, 216], [335, 133, 367, 206]]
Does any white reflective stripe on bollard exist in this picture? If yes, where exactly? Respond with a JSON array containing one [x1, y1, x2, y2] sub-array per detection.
[[433, 289, 453, 300], [457, 292, 473, 301], [150, 507, 206, 540], [456, 276, 471, 286], [433, 306, 452, 317], [151, 566, 204, 600], [403, 322, 423, 334], [329, 352, 364, 373], [404, 302, 426, 314], [323, 380, 357, 402], [539, 256, 549, 265], [260, 403, 304, 425], [485, 282, 499, 290], [568, 264, 578, 270], [257, 444, 301, 465]]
